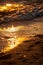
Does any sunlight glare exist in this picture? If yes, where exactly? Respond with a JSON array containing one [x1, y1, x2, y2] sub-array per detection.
[[6, 4, 12, 7]]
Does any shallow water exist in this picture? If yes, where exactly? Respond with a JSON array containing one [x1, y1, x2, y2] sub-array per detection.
[[0, 20, 43, 53]]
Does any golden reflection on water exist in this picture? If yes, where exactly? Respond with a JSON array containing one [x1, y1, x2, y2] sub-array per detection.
[[0, 25, 28, 53], [0, 3, 25, 12], [4, 37, 27, 53], [0, 25, 24, 32]]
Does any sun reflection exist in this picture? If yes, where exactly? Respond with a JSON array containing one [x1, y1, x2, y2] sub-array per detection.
[[3, 37, 27, 53], [6, 4, 12, 7], [1, 6, 7, 10], [0, 25, 26, 53], [0, 3, 24, 12], [0, 25, 24, 33]]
